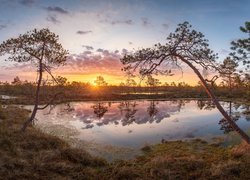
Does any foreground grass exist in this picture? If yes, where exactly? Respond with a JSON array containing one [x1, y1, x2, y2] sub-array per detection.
[[0, 106, 250, 179], [0, 106, 107, 179], [108, 140, 250, 179]]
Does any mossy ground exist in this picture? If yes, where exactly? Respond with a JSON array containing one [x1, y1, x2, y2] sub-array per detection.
[[0, 105, 250, 179]]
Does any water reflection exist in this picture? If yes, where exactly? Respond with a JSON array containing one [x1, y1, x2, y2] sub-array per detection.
[[35, 100, 250, 148], [218, 101, 247, 134], [55, 100, 250, 132], [92, 103, 108, 119], [197, 100, 215, 110], [60, 100, 186, 129], [118, 101, 138, 126], [147, 101, 158, 118]]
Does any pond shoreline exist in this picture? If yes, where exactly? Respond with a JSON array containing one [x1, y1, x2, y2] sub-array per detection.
[[1, 106, 250, 179], [1, 94, 249, 105], [0, 106, 250, 180], [31, 99, 250, 161]]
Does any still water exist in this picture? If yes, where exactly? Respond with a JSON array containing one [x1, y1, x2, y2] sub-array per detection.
[[34, 100, 250, 160]]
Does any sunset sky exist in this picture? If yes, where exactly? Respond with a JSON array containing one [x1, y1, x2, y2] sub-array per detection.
[[0, 0, 249, 85]]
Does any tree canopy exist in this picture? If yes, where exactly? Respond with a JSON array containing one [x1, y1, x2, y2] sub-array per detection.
[[121, 21, 250, 144], [145, 75, 161, 87], [0, 28, 68, 131], [94, 76, 108, 86], [231, 21, 250, 70], [0, 28, 68, 72], [219, 57, 238, 90], [121, 21, 218, 77]]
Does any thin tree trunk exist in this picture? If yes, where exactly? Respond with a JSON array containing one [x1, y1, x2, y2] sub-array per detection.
[[177, 55, 250, 144], [21, 59, 43, 131], [229, 101, 232, 116], [229, 76, 232, 93]]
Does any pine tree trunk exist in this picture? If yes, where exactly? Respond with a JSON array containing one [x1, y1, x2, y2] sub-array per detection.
[[21, 59, 43, 132], [177, 55, 250, 144]]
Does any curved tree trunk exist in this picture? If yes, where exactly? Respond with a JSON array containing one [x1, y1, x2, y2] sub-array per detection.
[[177, 55, 250, 144], [21, 59, 43, 132]]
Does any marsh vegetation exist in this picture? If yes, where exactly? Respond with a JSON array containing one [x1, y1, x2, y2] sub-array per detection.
[[0, 21, 249, 179]]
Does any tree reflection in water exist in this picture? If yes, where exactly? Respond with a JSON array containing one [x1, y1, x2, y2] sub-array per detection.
[[147, 101, 158, 118], [77, 100, 187, 128], [118, 101, 138, 126], [61, 100, 250, 132], [197, 100, 216, 110], [218, 101, 244, 133], [91, 103, 108, 119], [219, 117, 239, 133]]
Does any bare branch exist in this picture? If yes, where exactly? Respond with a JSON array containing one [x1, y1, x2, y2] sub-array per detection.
[[37, 92, 63, 110]]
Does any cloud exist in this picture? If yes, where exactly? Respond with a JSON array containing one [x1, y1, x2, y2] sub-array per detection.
[[100, 19, 133, 25], [61, 49, 125, 76], [121, 48, 128, 55], [82, 45, 94, 50], [46, 15, 60, 24], [19, 0, 35, 6], [76, 30, 92, 35], [162, 23, 169, 29], [45, 6, 69, 14], [141, 17, 151, 27], [111, 19, 133, 25], [96, 48, 104, 52], [0, 24, 7, 30], [128, 41, 133, 45]]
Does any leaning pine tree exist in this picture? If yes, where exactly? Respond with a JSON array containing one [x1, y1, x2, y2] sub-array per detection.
[[0, 29, 68, 131], [121, 22, 250, 144]]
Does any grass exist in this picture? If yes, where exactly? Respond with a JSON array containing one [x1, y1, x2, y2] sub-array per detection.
[[0, 105, 107, 179], [108, 139, 250, 179], [0, 105, 250, 179]]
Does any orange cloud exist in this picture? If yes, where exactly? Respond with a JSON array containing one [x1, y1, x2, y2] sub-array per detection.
[[0, 48, 207, 86]]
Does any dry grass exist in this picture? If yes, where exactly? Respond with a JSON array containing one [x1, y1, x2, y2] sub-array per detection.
[[0, 105, 250, 179], [107, 140, 250, 179], [0, 106, 107, 179]]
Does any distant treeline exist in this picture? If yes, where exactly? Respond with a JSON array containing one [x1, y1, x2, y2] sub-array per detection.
[[0, 78, 249, 104]]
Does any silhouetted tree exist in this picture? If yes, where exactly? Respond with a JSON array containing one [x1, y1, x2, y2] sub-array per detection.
[[145, 75, 161, 87], [0, 28, 68, 131], [119, 82, 125, 87], [231, 21, 250, 70], [121, 22, 250, 143], [170, 82, 176, 87], [219, 57, 238, 92], [94, 76, 108, 86], [11, 76, 22, 85], [125, 77, 137, 93], [145, 75, 161, 93], [125, 77, 137, 87], [163, 82, 169, 86], [233, 73, 243, 88], [55, 76, 68, 86], [243, 73, 250, 87]]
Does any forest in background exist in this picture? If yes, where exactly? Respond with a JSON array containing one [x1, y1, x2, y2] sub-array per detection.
[[0, 72, 249, 104]]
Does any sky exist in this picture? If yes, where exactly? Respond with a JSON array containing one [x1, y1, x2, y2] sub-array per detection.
[[0, 0, 249, 85]]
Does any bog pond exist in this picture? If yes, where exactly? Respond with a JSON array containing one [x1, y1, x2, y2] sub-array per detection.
[[30, 100, 250, 160]]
